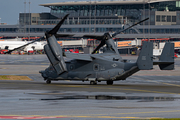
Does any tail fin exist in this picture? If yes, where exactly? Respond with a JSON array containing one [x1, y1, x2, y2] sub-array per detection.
[[44, 35, 67, 75], [137, 41, 153, 70], [158, 42, 174, 70]]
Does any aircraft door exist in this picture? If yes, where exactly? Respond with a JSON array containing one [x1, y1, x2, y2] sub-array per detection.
[[93, 64, 99, 71], [93, 64, 99, 79]]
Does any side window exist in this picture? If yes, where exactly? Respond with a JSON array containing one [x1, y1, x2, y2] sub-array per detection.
[[93, 64, 99, 71], [69, 64, 74, 70]]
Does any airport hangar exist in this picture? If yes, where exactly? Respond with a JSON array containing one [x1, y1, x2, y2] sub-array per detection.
[[1, 0, 180, 54]]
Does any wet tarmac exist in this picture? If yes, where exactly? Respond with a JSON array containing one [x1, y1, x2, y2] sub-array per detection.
[[0, 54, 180, 119]]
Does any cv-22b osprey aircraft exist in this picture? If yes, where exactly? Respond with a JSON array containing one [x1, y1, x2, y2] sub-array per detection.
[[6, 14, 175, 85]]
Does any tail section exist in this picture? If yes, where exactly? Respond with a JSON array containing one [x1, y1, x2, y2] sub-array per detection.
[[158, 42, 174, 70], [137, 41, 153, 70], [44, 35, 67, 75]]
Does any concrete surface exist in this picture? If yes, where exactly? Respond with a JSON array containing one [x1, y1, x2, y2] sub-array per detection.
[[0, 55, 180, 119]]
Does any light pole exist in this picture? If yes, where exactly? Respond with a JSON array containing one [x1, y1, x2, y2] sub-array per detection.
[[28, 0, 30, 41], [89, 0, 91, 34], [24, 0, 26, 36], [0, 18, 1, 25], [148, 0, 150, 42]]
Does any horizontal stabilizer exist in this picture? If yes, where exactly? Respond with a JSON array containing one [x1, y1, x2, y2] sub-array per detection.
[[159, 63, 174, 70]]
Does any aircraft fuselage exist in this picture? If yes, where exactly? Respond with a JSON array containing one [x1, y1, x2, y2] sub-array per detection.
[[40, 58, 138, 81]]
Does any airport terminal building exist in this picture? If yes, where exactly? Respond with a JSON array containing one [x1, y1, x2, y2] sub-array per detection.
[[1, 0, 180, 35], [1, 0, 180, 54]]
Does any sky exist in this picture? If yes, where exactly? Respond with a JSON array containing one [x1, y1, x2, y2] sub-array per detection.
[[0, 0, 67, 25]]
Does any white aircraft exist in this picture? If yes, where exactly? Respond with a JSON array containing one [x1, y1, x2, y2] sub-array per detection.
[[0, 40, 46, 52]]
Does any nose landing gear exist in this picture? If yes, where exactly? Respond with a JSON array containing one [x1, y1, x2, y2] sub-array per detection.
[[106, 80, 113, 85], [46, 80, 51, 84]]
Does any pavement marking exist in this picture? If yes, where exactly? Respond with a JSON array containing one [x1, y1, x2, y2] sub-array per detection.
[[52, 110, 180, 118], [115, 110, 180, 115], [146, 79, 180, 87], [64, 80, 71, 82], [0, 115, 66, 119], [97, 87, 180, 95], [56, 85, 90, 88], [0, 115, 161, 119], [2, 82, 178, 95], [40, 66, 48, 67], [56, 109, 179, 116], [0, 68, 7, 69], [0, 75, 32, 81], [66, 110, 180, 116], [40, 63, 48, 64], [132, 76, 180, 87], [157, 110, 180, 113]]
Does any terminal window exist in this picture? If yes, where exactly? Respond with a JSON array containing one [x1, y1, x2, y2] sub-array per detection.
[[172, 16, 176, 22], [167, 16, 171, 22], [156, 15, 160, 22], [162, 16, 166, 22]]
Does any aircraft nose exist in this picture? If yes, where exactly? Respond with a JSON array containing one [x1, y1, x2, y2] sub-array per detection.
[[39, 70, 43, 74], [39, 70, 48, 80]]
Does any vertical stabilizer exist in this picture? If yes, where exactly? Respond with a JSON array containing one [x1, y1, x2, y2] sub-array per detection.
[[158, 42, 174, 70], [159, 42, 174, 62], [137, 42, 153, 70]]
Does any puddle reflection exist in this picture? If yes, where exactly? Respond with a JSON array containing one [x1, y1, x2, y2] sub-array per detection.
[[39, 95, 177, 102]]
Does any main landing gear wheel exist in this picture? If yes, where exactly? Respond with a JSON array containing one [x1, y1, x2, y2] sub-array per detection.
[[106, 81, 113, 85], [46, 80, 51, 84], [90, 81, 97, 85]]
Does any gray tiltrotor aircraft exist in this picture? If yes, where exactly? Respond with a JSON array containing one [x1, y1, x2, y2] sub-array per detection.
[[7, 14, 175, 85]]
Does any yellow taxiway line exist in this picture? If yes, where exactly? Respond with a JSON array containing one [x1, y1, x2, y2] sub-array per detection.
[[1, 110, 180, 119]]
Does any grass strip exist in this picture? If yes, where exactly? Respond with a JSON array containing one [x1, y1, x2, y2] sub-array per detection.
[[0, 75, 32, 81]]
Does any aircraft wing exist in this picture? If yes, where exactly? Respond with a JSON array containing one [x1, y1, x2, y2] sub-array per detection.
[[55, 33, 104, 38], [65, 52, 93, 61], [153, 60, 174, 65], [55, 34, 75, 37], [91, 53, 122, 61]]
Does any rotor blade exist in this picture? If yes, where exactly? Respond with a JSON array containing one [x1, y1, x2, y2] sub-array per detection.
[[48, 14, 69, 35], [112, 18, 149, 37], [4, 36, 45, 54], [92, 40, 106, 54], [55, 34, 74, 38]]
